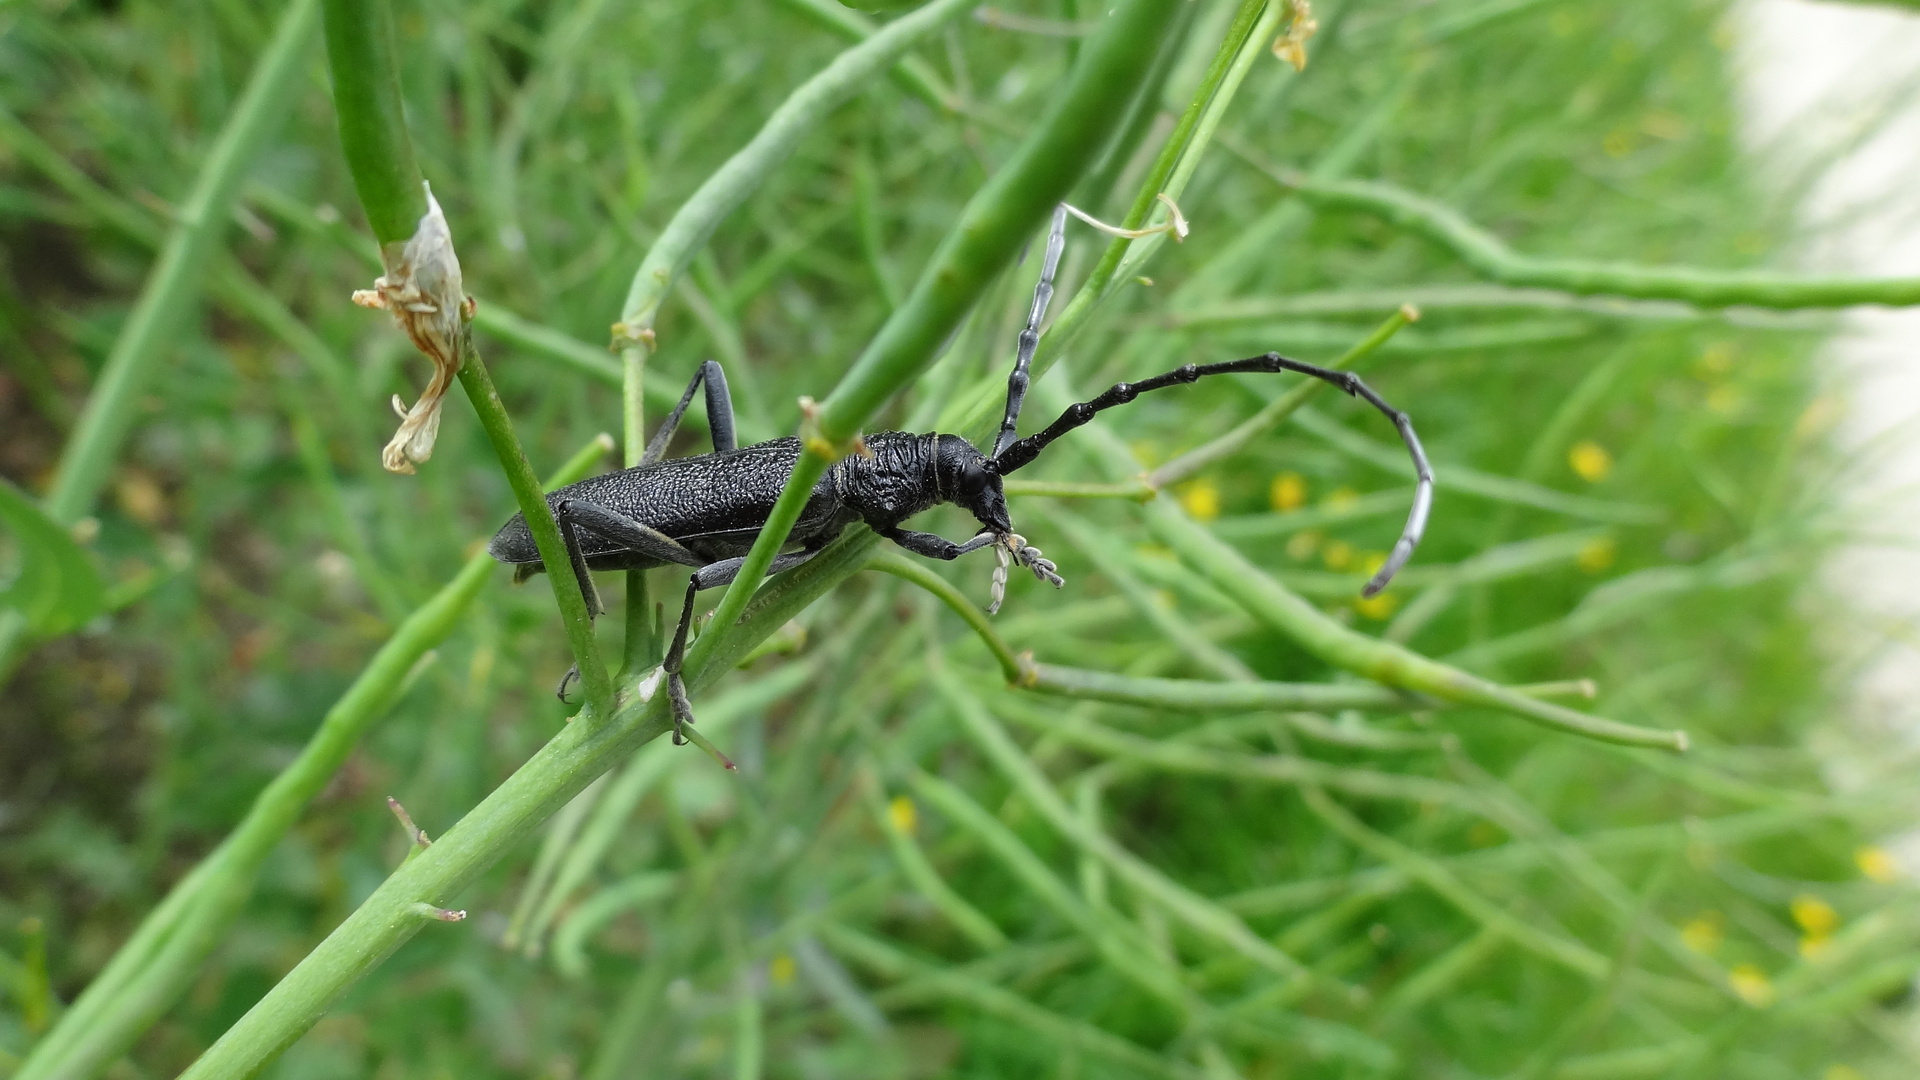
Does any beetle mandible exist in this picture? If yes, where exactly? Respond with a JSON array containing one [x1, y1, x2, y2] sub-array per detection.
[[489, 206, 1436, 745]]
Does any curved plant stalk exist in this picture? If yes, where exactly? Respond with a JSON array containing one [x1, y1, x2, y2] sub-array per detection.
[[173, 6, 1179, 1070], [1280, 173, 1920, 309], [13, 436, 611, 1080], [323, 0, 613, 718], [0, 0, 321, 685]]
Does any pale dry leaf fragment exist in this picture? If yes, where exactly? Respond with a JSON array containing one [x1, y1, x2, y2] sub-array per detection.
[[1273, 0, 1318, 72], [352, 182, 473, 474]]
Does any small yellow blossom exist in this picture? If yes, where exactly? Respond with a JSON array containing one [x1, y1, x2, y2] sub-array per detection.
[[1681, 911, 1723, 955], [1728, 963, 1774, 1007], [1361, 552, 1388, 577], [1698, 342, 1735, 376], [887, 795, 917, 836], [1286, 531, 1321, 561], [1322, 540, 1354, 571], [1180, 480, 1222, 521], [1799, 935, 1832, 960], [1577, 536, 1617, 574], [1270, 472, 1307, 513], [1568, 441, 1612, 483], [1325, 486, 1359, 512], [769, 953, 796, 987], [1790, 895, 1839, 938], [1355, 593, 1398, 620], [1857, 846, 1900, 883]]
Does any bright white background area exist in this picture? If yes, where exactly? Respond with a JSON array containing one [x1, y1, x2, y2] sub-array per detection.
[[1734, 1, 1920, 757]]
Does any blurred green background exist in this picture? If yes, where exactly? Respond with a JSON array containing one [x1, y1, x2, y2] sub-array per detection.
[[4, 0, 1919, 1076]]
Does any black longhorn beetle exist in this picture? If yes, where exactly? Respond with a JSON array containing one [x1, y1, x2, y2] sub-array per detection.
[[489, 206, 1435, 745]]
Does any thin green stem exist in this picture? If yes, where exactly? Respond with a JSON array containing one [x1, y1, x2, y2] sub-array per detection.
[[454, 350, 615, 719], [17, 438, 610, 1080], [1280, 173, 1920, 310], [775, 0, 958, 112], [866, 552, 1023, 684]]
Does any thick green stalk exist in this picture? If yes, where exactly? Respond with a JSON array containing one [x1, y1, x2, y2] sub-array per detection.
[[612, 0, 975, 428], [175, 523, 876, 1077], [1285, 174, 1920, 310], [322, 0, 427, 246], [16, 439, 610, 1080], [692, 0, 1181, 688]]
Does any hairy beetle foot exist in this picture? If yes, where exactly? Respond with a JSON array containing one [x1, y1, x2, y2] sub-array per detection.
[[1006, 534, 1066, 589]]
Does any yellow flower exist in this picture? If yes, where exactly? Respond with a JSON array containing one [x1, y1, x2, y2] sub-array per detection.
[[1790, 895, 1839, 938], [1180, 480, 1222, 521], [887, 795, 917, 836], [1799, 935, 1832, 960], [1680, 911, 1723, 955], [1576, 536, 1616, 574], [1355, 593, 1398, 620], [1568, 441, 1612, 482], [1322, 540, 1354, 571], [1270, 472, 1307, 513], [1728, 963, 1773, 1007], [769, 953, 796, 987], [1287, 531, 1321, 561], [1857, 846, 1900, 883], [1325, 486, 1359, 512]]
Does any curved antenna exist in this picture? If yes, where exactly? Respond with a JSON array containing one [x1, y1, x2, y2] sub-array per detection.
[[990, 351, 1435, 595], [991, 204, 1069, 459]]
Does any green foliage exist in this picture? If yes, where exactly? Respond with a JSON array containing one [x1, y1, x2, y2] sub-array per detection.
[[0, 481, 104, 637], [2, 0, 1917, 1078]]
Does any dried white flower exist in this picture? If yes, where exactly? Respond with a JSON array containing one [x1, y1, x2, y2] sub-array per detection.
[[352, 182, 473, 474]]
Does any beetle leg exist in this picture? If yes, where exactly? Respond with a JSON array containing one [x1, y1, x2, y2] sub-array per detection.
[[642, 359, 737, 463], [660, 547, 824, 744], [879, 526, 997, 562], [557, 500, 704, 569]]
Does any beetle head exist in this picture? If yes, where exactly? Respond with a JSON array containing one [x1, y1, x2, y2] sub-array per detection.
[[936, 434, 1012, 536]]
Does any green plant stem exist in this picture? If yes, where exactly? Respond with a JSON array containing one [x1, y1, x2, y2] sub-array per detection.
[[856, 762, 1007, 952], [454, 350, 615, 719], [16, 437, 610, 1080], [819, 922, 1195, 1080], [866, 552, 1024, 683], [1280, 173, 1920, 310], [613, 0, 975, 443], [0, 0, 320, 682], [175, 525, 874, 1078], [322, 0, 427, 246], [1146, 305, 1416, 489], [775, 0, 958, 111], [1026, 664, 1424, 713], [695, 0, 1181, 690]]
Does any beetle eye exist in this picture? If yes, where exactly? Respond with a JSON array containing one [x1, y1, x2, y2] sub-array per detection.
[[958, 463, 990, 497]]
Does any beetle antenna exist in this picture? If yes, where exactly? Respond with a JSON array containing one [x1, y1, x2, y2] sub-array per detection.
[[991, 352, 1434, 594], [992, 204, 1069, 460]]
